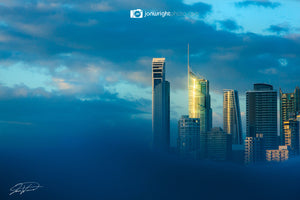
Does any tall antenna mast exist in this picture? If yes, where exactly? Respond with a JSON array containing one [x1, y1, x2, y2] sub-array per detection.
[[188, 43, 190, 71], [187, 43, 190, 107]]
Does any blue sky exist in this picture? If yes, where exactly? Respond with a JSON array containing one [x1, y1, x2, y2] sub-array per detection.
[[186, 0, 300, 35], [0, 0, 299, 144]]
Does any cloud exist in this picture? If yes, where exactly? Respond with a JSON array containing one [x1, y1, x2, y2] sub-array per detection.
[[0, 84, 52, 99], [0, 120, 32, 125], [0, 1, 299, 97], [259, 67, 278, 75], [0, 92, 150, 126], [235, 0, 281, 8], [267, 24, 290, 34], [52, 78, 74, 90], [89, 2, 114, 12], [218, 19, 243, 31], [1, 109, 300, 200], [278, 58, 288, 66]]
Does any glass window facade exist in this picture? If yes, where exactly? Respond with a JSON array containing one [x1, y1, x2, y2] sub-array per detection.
[[188, 69, 212, 133]]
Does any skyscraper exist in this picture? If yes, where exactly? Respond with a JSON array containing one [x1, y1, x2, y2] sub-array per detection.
[[279, 87, 300, 145], [177, 115, 200, 159], [188, 45, 212, 133], [223, 89, 243, 145], [246, 83, 278, 150], [152, 58, 170, 151]]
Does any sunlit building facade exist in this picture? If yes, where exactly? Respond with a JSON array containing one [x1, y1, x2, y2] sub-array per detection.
[[223, 89, 243, 145], [279, 87, 300, 145], [283, 118, 299, 156], [246, 83, 278, 150], [177, 115, 200, 159], [266, 146, 289, 162], [188, 68, 212, 133], [152, 58, 170, 151]]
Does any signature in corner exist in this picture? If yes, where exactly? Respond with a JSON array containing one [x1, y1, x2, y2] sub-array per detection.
[[9, 182, 43, 196]]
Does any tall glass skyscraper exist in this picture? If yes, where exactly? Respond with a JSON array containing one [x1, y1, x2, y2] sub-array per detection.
[[279, 87, 300, 145], [188, 47, 212, 133], [152, 58, 170, 151], [246, 83, 278, 150], [223, 89, 242, 145]]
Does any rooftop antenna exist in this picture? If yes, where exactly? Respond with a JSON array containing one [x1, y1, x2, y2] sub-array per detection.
[[187, 44, 205, 80], [188, 43, 190, 70], [187, 43, 190, 96]]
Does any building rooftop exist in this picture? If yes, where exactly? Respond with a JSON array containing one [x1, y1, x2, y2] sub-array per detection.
[[253, 83, 273, 91], [152, 58, 165, 62]]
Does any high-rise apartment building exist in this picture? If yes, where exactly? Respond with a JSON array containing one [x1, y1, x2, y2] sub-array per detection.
[[280, 87, 300, 145], [266, 145, 290, 162], [246, 83, 278, 150], [245, 134, 265, 164], [283, 117, 299, 155], [223, 89, 243, 145], [152, 58, 170, 151], [177, 115, 200, 159]]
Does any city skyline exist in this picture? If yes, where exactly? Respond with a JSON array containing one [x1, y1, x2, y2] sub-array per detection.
[[0, 1, 299, 134], [159, 54, 299, 164], [1, 0, 300, 199], [0, 0, 299, 167]]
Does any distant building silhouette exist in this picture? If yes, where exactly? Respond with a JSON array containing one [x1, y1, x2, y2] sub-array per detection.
[[279, 87, 300, 145], [231, 144, 245, 164], [246, 83, 278, 150], [152, 58, 170, 151], [223, 89, 243, 145], [245, 134, 265, 164], [177, 115, 200, 159]]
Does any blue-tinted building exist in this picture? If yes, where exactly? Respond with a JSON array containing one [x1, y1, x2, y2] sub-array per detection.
[[152, 58, 170, 151], [246, 83, 278, 150]]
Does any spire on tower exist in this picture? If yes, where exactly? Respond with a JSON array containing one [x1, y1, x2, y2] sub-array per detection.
[[187, 43, 190, 70], [187, 43, 190, 93]]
